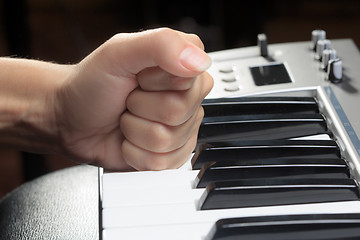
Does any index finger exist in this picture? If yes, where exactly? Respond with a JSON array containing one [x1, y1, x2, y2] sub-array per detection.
[[137, 67, 196, 91]]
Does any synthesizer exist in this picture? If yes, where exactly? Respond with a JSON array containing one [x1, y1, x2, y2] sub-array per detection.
[[99, 30, 360, 240]]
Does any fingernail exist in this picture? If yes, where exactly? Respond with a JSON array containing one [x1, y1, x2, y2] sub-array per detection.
[[179, 46, 212, 72]]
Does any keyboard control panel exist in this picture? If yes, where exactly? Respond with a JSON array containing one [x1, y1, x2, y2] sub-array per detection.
[[206, 31, 360, 180]]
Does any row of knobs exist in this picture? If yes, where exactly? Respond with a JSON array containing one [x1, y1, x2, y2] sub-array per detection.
[[311, 30, 343, 83]]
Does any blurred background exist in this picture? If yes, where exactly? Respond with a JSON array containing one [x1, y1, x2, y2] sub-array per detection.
[[1, 0, 360, 198]]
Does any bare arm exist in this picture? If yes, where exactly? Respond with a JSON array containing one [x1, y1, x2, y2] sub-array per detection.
[[0, 58, 71, 153], [0, 28, 213, 171]]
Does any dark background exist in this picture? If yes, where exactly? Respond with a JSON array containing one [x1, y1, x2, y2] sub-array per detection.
[[1, 0, 360, 197]]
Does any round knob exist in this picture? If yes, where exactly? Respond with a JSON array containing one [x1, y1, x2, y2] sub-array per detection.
[[321, 49, 337, 71], [311, 29, 326, 51], [327, 58, 343, 83], [316, 39, 331, 61]]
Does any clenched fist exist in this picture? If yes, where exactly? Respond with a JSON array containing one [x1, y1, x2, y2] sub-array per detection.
[[0, 28, 213, 171]]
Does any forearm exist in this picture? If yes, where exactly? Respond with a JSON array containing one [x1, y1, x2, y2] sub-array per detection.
[[0, 57, 72, 153], [0, 29, 212, 170]]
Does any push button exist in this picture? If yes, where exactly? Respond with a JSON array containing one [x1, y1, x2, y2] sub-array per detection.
[[219, 66, 234, 73], [221, 75, 236, 83], [224, 83, 240, 92]]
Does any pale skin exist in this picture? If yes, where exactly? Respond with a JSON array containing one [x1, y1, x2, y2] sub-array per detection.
[[0, 28, 213, 171]]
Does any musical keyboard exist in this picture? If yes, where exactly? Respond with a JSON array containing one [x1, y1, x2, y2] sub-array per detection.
[[100, 30, 360, 239]]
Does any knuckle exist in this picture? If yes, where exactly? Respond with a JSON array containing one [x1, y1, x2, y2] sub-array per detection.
[[170, 76, 195, 91], [144, 155, 169, 171], [196, 72, 214, 100], [110, 32, 124, 40], [155, 27, 176, 36], [203, 72, 214, 96], [152, 27, 178, 44], [159, 94, 188, 126], [188, 33, 204, 49], [197, 106, 205, 121], [121, 139, 170, 171], [147, 123, 172, 152], [106, 33, 128, 48], [119, 112, 132, 135]]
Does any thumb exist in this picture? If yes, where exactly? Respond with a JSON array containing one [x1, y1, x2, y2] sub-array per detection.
[[99, 28, 212, 78]]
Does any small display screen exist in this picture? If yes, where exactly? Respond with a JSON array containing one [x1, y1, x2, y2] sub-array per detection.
[[250, 63, 292, 86]]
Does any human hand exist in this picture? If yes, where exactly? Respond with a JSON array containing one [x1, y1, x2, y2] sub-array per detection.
[[54, 28, 213, 171]]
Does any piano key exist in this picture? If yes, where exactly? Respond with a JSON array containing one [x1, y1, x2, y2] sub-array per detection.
[[102, 168, 197, 190], [103, 222, 212, 240], [199, 157, 346, 168], [103, 185, 204, 208], [198, 113, 328, 142], [195, 158, 350, 188], [102, 200, 360, 229], [290, 133, 331, 140], [102, 202, 198, 228], [208, 214, 360, 240], [192, 140, 340, 169], [104, 214, 360, 240], [199, 178, 360, 210], [202, 96, 319, 117], [101, 167, 202, 209]]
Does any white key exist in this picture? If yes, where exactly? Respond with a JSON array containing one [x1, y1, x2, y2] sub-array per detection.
[[103, 201, 360, 229], [103, 186, 204, 207], [102, 168, 198, 190], [103, 223, 212, 240]]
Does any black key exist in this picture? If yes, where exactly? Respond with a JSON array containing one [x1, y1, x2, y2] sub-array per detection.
[[192, 140, 340, 170], [199, 178, 360, 210], [195, 158, 350, 188], [198, 113, 328, 143], [208, 214, 360, 240], [202, 96, 319, 117]]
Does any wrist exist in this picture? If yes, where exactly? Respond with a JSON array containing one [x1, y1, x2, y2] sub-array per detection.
[[0, 58, 74, 154]]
